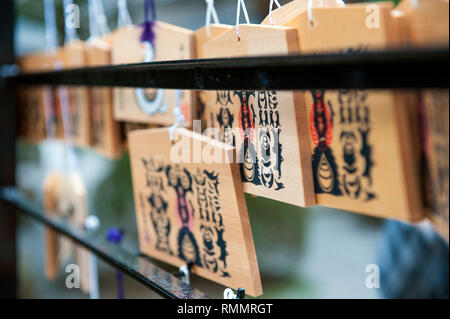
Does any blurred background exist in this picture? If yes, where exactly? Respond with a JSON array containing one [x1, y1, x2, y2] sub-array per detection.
[[13, 0, 448, 299]]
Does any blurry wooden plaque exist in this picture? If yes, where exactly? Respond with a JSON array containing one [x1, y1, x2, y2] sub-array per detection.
[[18, 52, 63, 142], [112, 23, 195, 126], [58, 40, 91, 148], [86, 37, 122, 159], [202, 24, 315, 207], [42, 171, 90, 293], [129, 127, 262, 296], [396, 0, 449, 236]]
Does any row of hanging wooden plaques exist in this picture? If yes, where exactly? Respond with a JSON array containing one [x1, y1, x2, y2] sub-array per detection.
[[18, 0, 448, 296]]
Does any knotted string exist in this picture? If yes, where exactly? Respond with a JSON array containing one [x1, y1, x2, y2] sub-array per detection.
[[63, 0, 79, 43], [44, 0, 58, 54], [268, 0, 282, 25], [96, 0, 110, 36], [236, 0, 251, 40], [205, 0, 220, 37], [118, 0, 133, 28], [88, 0, 110, 40], [43, 0, 58, 140], [141, 0, 156, 44], [88, 0, 99, 39]]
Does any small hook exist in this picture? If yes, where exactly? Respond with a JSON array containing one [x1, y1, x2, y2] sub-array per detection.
[[173, 261, 193, 284], [224, 287, 245, 299]]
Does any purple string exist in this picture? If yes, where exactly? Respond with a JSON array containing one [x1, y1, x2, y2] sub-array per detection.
[[116, 271, 124, 299], [140, 0, 156, 44], [107, 227, 125, 299]]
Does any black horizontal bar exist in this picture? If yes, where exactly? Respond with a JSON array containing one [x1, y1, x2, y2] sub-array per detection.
[[9, 47, 449, 90], [0, 187, 211, 299]]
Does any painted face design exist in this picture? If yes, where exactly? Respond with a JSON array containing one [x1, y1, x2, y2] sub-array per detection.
[[166, 165, 192, 224], [337, 90, 375, 201], [310, 90, 342, 195], [194, 170, 230, 277], [234, 91, 256, 143], [148, 193, 172, 254], [166, 165, 202, 266]]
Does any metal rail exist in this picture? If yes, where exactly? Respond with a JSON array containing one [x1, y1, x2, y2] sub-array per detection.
[[0, 187, 211, 299], [9, 47, 449, 90]]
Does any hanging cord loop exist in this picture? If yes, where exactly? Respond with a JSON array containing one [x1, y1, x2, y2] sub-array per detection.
[[118, 0, 133, 28], [88, 0, 110, 40], [236, 0, 251, 40], [205, 0, 220, 37], [268, 0, 282, 25], [141, 0, 156, 44], [44, 0, 58, 54]]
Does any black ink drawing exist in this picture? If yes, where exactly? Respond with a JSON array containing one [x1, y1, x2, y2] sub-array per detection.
[[216, 91, 235, 146], [337, 90, 375, 201], [142, 158, 173, 254], [166, 164, 202, 266], [257, 91, 284, 190], [194, 169, 230, 278], [310, 90, 342, 195], [233, 90, 260, 186]]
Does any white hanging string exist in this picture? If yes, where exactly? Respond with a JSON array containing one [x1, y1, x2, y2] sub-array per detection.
[[88, 0, 100, 39], [44, 0, 58, 54], [95, 0, 110, 36], [63, 0, 79, 43], [169, 90, 186, 141], [88, 0, 110, 40], [236, 0, 250, 40], [85, 215, 100, 299], [118, 0, 133, 28], [58, 86, 80, 172], [205, 0, 220, 37], [268, 0, 282, 25]]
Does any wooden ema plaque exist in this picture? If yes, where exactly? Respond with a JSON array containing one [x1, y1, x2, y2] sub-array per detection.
[[422, 90, 449, 240], [262, 2, 424, 221], [396, 0, 449, 236], [43, 171, 90, 293], [58, 40, 91, 148], [201, 24, 315, 207], [112, 23, 195, 126], [86, 37, 122, 159], [396, 0, 449, 48], [18, 52, 63, 142], [129, 128, 262, 296]]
